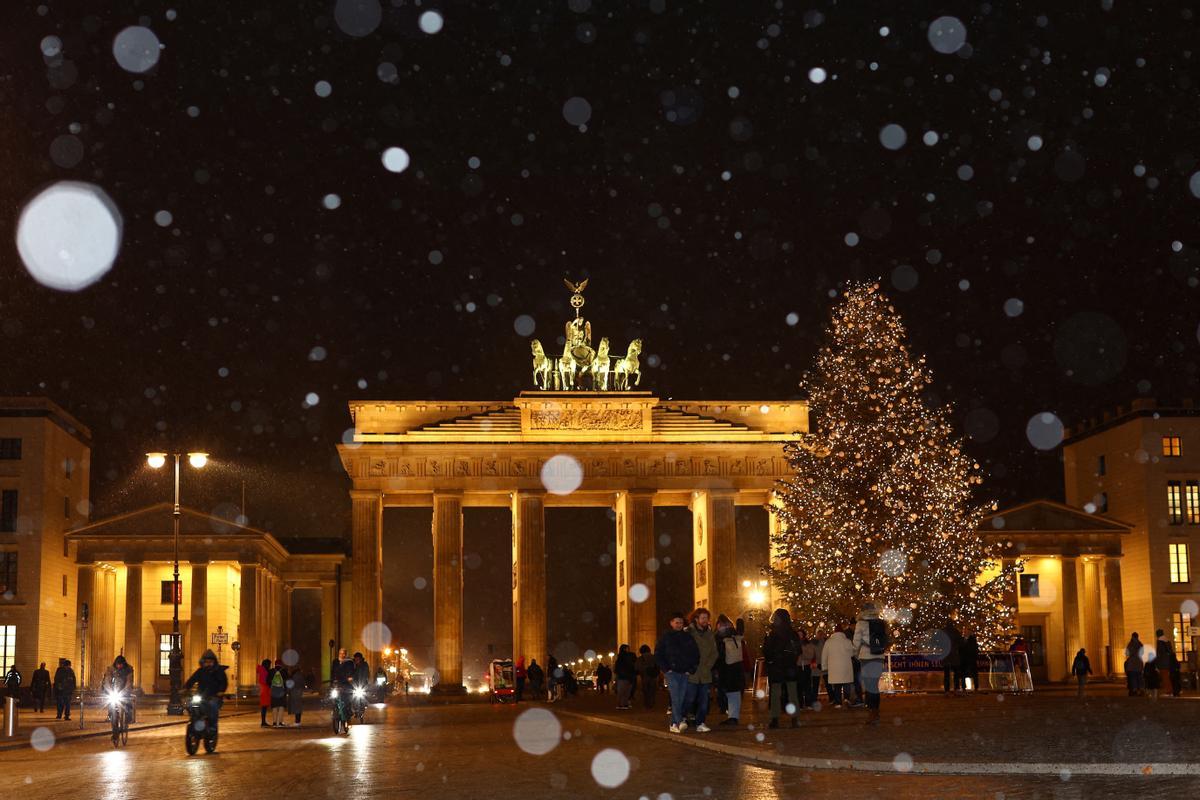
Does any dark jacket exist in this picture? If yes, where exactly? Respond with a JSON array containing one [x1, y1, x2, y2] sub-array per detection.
[[53, 665, 76, 695], [353, 660, 371, 687], [614, 650, 637, 681], [184, 664, 229, 698], [527, 662, 544, 687], [655, 628, 700, 674], [959, 635, 980, 672], [762, 626, 801, 682], [596, 664, 612, 686], [1156, 639, 1177, 668], [942, 623, 964, 666], [31, 667, 51, 693], [1071, 653, 1091, 676], [332, 658, 356, 686], [634, 652, 658, 681]]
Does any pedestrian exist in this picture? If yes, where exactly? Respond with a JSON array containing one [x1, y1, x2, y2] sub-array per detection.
[[810, 632, 826, 708], [736, 617, 755, 691], [762, 608, 802, 729], [1124, 633, 1145, 696], [685, 608, 719, 733], [941, 615, 964, 695], [960, 632, 980, 692], [257, 657, 272, 726], [287, 665, 305, 726], [269, 659, 288, 726], [821, 625, 856, 708], [596, 661, 612, 694], [1071, 648, 1092, 698], [852, 601, 889, 726], [3, 663, 21, 703], [1156, 629, 1177, 697], [527, 658, 544, 700], [635, 644, 658, 709], [514, 656, 526, 702], [715, 615, 745, 726], [30, 662, 51, 713], [798, 629, 817, 710], [655, 610, 700, 734], [53, 659, 76, 720], [614, 645, 637, 709], [546, 656, 560, 702]]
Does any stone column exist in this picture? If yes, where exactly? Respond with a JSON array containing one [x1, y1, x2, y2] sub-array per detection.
[[237, 564, 258, 691], [1104, 557, 1125, 676], [76, 565, 95, 688], [189, 563, 209, 668], [124, 564, 143, 693], [320, 580, 337, 683], [350, 491, 383, 666], [691, 490, 738, 618], [1061, 556, 1081, 681], [615, 490, 656, 650], [511, 491, 547, 666], [767, 496, 789, 612], [432, 492, 464, 692], [95, 569, 116, 691], [1083, 559, 1104, 664], [282, 584, 292, 653]]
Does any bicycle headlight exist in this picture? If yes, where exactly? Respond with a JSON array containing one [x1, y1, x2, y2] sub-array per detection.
[[353, 687, 365, 699], [105, 689, 123, 705], [191, 694, 202, 704], [330, 688, 339, 700]]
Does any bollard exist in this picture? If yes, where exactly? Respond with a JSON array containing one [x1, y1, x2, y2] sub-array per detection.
[[2, 696, 16, 738]]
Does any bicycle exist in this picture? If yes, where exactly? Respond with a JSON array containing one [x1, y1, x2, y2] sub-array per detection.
[[104, 688, 130, 747]]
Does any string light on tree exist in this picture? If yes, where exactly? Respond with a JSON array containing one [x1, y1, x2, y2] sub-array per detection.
[[768, 282, 1018, 648]]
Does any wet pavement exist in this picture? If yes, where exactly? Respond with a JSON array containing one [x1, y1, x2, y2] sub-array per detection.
[[1, 693, 1197, 798]]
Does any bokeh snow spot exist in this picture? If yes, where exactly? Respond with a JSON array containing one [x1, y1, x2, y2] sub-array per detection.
[[30, 727, 55, 752], [361, 621, 392, 651], [17, 181, 122, 291], [893, 752, 914, 772], [590, 748, 631, 788], [112, 26, 161, 73], [513, 707, 561, 755], [541, 455, 583, 495], [1026, 412, 1064, 451], [628, 583, 649, 603]]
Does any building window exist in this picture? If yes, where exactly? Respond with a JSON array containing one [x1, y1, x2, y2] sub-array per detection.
[[1173, 612, 1194, 665], [0, 491, 16, 533], [63, 496, 70, 519], [1164, 436, 1183, 457], [0, 439, 21, 460], [1170, 543, 1190, 584], [1188, 482, 1200, 525], [1097, 455, 1106, 476], [0, 625, 15, 672], [1099, 492, 1109, 513], [159, 634, 173, 676], [1019, 574, 1040, 598], [1019, 625, 1045, 667], [61, 574, 67, 596], [1168, 482, 1184, 525], [160, 580, 182, 604], [63, 458, 74, 478], [0, 552, 16, 596]]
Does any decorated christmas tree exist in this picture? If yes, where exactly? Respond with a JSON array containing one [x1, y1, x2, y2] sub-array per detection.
[[769, 283, 1017, 648]]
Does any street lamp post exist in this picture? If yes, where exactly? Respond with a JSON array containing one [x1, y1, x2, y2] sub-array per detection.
[[146, 450, 208, 715]]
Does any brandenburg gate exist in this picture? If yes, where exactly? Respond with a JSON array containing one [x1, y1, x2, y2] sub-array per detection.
[[337, 281, 806, 691]]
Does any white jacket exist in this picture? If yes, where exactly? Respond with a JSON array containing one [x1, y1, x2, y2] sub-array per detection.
[[821, 632, 855, 684], [852, 609, 886, 661]]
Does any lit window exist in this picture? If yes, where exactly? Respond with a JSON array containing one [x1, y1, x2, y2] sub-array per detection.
[[1173, 613, 1194, 664], [0, 551, 16, 596], [1019, 574, 1040, 598], [1097, 455, 1106, 476], [1168, 482, 1184, 525], [159, 635, 173, 676], [1189, 482, 1200, 526], [160, 580, 181, 604], [0, 625, 15, 673], [1170, 543, 1190, 584], [1163, 436, 1183, 457]]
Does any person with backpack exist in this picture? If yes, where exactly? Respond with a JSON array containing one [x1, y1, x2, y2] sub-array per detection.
[[851, 601, 889, 726], [269, 658, 289, 726], [1071, 648, 1092, 698], [762, 608, 801, 729], [715, 614, 745, 726]]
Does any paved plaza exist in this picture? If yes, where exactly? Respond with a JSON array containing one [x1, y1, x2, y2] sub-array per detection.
[[2, 689, 1198, 798]]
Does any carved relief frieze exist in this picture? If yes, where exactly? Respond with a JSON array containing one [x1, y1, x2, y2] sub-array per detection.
[[529, 408, 643, 430]]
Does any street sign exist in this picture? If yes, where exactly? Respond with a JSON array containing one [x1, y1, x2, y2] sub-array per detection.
[[212, 632, 230, 644], [1188, 626, 1200, 637]]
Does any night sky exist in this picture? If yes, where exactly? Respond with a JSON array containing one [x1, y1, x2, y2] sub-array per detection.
[[3, 2, 1199, 668]]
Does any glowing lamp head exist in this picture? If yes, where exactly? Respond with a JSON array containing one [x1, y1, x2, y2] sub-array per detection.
[[749, 589, 767, 606], [146, 452, 167, 470], [187, 452, 208, 469]]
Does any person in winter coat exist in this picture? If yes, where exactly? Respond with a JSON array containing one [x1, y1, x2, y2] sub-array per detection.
[[1124, 633, 1145, 696], [685, 608, 719, 733], [715, 615, 746, 725], [595, 662, 612, 694], [527, 659, 544, 699], [762, 608, 802, 729], [852, 601, 889, 726], [53, 659, 76, 720], [821, 626, 856, 708], [798, 631, 819, 709], [546, 656, 561, 702], [810, 634, 827, 706], [634, 645, 658, 709], [30, 662, 51, 713], [2, 664, 21, 701], [287, 665, 305, 726], [183, 649, 229, 734], [941, 617, 964, 694], [269, 659, 289, 726], [1156, 629, 1178, 697], [614, 645, 637, 709], [655, 610, 700, 733], [257, 658, 272, 726], [1071, 648, 1092, 698], [514, 656, 527, 703], [960, 633, 980, 692]]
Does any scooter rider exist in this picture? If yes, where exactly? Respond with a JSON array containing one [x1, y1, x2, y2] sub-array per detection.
[[184, 649, 229, 732]]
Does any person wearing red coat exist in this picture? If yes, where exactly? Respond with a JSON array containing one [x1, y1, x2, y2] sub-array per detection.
[[257, 658, 271, 727]]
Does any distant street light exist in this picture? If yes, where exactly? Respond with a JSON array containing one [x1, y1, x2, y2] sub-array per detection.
[[146, 450, 209, 715]]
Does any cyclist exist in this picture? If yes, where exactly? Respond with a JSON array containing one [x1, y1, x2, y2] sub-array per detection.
[[106, 655, 136, 724], [183, 649, 229, 734]]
